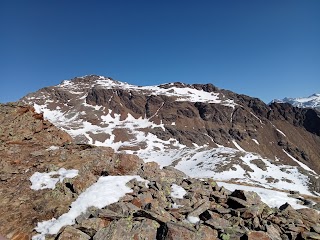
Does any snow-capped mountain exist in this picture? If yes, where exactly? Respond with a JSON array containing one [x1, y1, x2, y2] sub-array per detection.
[[20, 75, 320, 199], [273, 93, 320, 111]]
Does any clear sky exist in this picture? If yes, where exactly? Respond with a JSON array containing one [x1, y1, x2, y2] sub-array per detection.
[[1, 0, 319, 103]]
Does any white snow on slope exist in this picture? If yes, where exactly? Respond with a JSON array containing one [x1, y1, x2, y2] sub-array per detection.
[[34, 101, 172, 151], [283, 149, 317, 175], [138, 145, 314, 196], [276, 128, 286, 137], [30, 168, 78, 190], [252, 139, 259, 145], [218, 182, 309, 209], [232, 140, 245, 152], [93, 76, 236, 106], [33, 175, 147, 240]]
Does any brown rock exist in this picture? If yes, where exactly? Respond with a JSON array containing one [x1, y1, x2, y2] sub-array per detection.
[[241, 204, 266, 219], [134, 208, 175, 223], [312, 224, 320, 234], [166, 222, 197, 240], [230, 190, 262, 205], [227, 196, 251, 209], [11, 233, 29, 240], [300, 231, 320, 240], [93, 218, 159, 240], [195, 225, 219, 240], [57, 226, 90, 240], [77, 218, 107, 237], [266, 224, 282, 240], [245, 231, 271, 240], [297, 208, 320, 223], [72, 172, 98, 194], [205, 216, 231, 230], [188, 201, 210, 218], [109, 153, 143, 175]]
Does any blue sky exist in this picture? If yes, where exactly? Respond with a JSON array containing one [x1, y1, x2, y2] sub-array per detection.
[[1, 0, 319, 103]]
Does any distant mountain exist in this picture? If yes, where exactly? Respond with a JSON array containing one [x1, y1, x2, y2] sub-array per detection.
[[272, 93, 320, 111]]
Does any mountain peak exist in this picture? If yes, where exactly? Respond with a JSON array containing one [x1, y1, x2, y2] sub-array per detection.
[[19, 75, 320, 205], [272, 93, 320, 110], [310, 93, 320, 97]]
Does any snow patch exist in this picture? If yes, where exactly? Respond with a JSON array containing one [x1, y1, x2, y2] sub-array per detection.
[[276, 128, 286, 137], [33, 175, 147, 239], [186, 215, 200, 224], [170, 184, 187, 199], [283, 149, 317, 174], [218, 182, 309, 209], [252, 139, 259, 145], [232, 140, 245, 152], [46, 146, 60, 151], [30, 168, 78, 190]]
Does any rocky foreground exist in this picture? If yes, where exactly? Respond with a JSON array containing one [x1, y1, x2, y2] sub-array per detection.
[[1, 104, 320, 240]]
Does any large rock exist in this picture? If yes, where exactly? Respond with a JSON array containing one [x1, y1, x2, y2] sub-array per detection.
[[57, 226, 90, 240], [244, 231, 271, 240], [93, 218, 159, 240]]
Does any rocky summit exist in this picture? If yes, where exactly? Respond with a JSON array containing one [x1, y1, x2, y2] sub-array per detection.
[[0, 75, 320, 239]]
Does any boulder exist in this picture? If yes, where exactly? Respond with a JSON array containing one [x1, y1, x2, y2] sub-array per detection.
[[57, 226, 90, 240], [244, 231, 271, 240]]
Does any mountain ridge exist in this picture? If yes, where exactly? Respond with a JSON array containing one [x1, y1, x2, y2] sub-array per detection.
[[20, 75, 320, 195]]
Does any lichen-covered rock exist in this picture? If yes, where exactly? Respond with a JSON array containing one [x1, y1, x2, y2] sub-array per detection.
[[93, 218, 159, 240], [165, 222, 197, 240], [76, 218, 107, 237], [57, 226, 90, 240]]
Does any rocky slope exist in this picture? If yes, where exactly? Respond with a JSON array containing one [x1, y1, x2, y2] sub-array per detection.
[[272, 93, 320, 111], [1, 103, 320, 240], [20, 75, 320, 195]]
